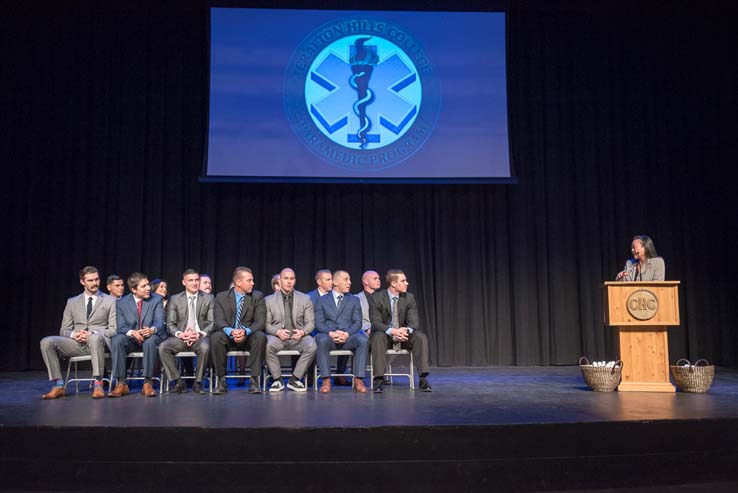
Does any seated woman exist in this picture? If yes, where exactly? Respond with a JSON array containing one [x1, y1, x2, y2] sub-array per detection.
[[615, 235, 665, 281], [150, 279, 169, 310]]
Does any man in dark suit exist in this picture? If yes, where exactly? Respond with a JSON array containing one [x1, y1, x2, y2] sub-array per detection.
[[369, 269, 431, 393], [159, 269, 214, 394], [109, 272, 167, 397], [314, 270, 368, 394], [209, 266, 266, 394]]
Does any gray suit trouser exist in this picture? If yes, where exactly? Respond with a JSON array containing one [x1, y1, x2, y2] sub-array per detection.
[[265, 335, 316, 380], [40, 333, 107, 380], [159, 336, 210, 382]]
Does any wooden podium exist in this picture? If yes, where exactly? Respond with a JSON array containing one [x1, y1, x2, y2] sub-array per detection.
[[603, 281, 680, 392]]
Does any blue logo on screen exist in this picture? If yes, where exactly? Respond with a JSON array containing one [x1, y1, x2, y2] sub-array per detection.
[[307, 36, 421, 150], [285, 19, 440, 172]]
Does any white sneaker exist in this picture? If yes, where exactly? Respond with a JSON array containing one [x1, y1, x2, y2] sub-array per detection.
[[269, 379, 285, 392], [287, 377, 306, 392]]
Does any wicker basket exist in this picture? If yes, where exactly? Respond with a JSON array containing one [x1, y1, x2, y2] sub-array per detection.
[[579, 357, 623, 392], [670, 359, 715, 393]]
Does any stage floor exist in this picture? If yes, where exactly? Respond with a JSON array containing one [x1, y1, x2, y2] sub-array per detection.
[[4, 366, 738, 492], [2, 365, 738, 428]]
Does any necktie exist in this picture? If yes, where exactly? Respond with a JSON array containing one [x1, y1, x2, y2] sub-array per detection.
[[235, 295, 245, 330], [136, 299, 143, 329], [186, 296, 196, 332], [336, 294, 343, 308], [283, 294, 294, 335], [391, 296, 400, 351], [86, 297, 93, 319]]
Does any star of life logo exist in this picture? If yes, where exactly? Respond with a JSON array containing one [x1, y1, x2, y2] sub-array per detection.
[[285, 18, 440, 172]]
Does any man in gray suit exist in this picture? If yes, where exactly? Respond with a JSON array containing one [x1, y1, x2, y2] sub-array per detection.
[[355, 270, 381, 334], [159, 269, 214, 394], [264, 268, 316, 392], [40, 266, 116, 399]]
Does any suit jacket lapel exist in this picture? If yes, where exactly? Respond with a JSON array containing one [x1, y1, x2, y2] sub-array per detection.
[[141, 297, 153, 326]]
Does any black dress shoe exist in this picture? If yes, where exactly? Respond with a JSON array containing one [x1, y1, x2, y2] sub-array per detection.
[[213, 379, 228, 395], [419, 377, 432, 392], [373, 378, 384, 394], [170, 380, 187, 394], [248, 377, 262, 394], [192, 382, 207, 394]]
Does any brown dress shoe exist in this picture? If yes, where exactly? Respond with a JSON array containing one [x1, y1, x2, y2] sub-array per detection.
[[319, 379, 331, 394], [142, 382, 157, 397], [92, 385, 105, 399], [42, 386, 66, 400], [353, 378, 368, 393], [108, 382, 129, 398]]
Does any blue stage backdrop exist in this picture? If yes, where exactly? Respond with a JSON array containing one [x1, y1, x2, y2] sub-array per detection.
[[205, 8, 511, 182]]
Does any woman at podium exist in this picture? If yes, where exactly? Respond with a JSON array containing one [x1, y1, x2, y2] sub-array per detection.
[[615, 235, 665, 281]]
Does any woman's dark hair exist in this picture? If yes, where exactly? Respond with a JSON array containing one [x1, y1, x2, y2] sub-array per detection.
[[150, 278, 168, 298], [633, 235, 658, 259]]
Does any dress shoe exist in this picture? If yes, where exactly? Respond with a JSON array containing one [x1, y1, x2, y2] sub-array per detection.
[[170, 380, 187, 394], [248, 377, 262, 394], [192, 382, 207, 394], [334, 376, 351, 386], [142, 382, 158, 397], [353, 378, 368, 393], [213, 379, 228, 395], [42, 386, 66, 400], [373, 378, 384, 394], [319, 379, 331, 394], [92, 385, 105, 399], [108, 382, 129, 398], [419, 377, 432, 392]]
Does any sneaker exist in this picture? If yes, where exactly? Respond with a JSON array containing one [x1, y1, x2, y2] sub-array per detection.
[[269, 379, 285, 392], [287, 377, 307, 392]]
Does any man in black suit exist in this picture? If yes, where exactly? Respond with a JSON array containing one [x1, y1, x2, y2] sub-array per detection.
[[209, 266, 267, 394], [368, 269, 431, 393]]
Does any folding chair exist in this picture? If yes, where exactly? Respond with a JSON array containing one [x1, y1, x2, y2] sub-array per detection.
[[313, 349, 356, 390], [64, 355, 112, 393], [370, 349, 415, 390]]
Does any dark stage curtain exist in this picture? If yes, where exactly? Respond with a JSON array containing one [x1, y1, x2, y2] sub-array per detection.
[[3, 1, 737, 371]]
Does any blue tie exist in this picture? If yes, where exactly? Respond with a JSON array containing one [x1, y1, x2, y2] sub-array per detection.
[[235, 295, 245, 330], [86, 297, 93, 319]]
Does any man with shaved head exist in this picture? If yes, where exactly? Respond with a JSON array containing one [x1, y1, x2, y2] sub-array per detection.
[[263, 268, 316, 392]]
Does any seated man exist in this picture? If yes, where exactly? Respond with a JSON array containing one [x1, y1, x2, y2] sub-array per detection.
[[159, 269, 214, 395], [264, 268, 316, 392], [40, 266, 116, 399], [106, 274, 125, 300], [109, 272, 166, 397], [210, 266, 267, 394], [369, 269, 431, 393], [314, 270, 368, 394]]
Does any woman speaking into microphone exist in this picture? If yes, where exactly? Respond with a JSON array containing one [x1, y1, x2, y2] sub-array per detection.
[[615, 235, 665, 281]]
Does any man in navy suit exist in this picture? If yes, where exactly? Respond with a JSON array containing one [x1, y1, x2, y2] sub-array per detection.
[[314, 270, 368, 394], [109, 272, 166, 397]]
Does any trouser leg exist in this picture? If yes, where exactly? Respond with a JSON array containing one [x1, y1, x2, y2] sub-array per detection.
[[369, 332, 390, 378], [87, 333, 106, 378], [159, 337, 186, 381], [209, 331, 231, 377], [40, 336, 88, 381], [245, 331, 266, 376], [142, 335, 162, 378], [343, 333, 368, 378], [407, 330, 429, 375], [192, 337, 210, 382], [265, 335, 285, 379], [291, 336, 316, 379], [315, 334, 336, 378]]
